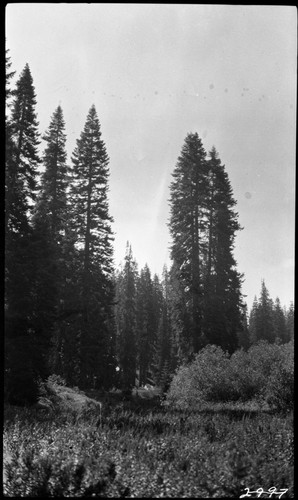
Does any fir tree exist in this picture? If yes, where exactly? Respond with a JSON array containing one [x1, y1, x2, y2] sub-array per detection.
[[136, 266, 162, 386], [273, 297, 288, 343], [203, 146, 243, 353], [68, 105, 115, 388], [5, 47, 16, 109], [168, 134, 243, 356], [33, 105, 68, 239], [249, 281, 275, 344], [152, 266, 175, 391], [285, 302, 294, 340], [115, 243, 138, 392], [248, 296, 259, 345], [236, 303, 250, 350], [136, 265, 153, 386], [169, 132, 208, 355], [31, 105, 71, 380], [5, 63, 42, 404], [6, 63, 41, 233], [168, 261, 193, 363]]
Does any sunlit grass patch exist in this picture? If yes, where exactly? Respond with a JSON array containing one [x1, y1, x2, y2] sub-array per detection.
[[3, 400, 294, 498]]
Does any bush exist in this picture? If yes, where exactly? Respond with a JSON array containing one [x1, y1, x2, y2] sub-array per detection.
[[166, 345, 234, 409], [166, 341, 294, 411], [228, 349, 260, 401], [265, 341, 294, 413]]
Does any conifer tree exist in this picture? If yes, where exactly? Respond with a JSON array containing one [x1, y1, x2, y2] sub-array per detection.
[[135, 266, 162, 386], [136, 265, 153, 386], [273, 297, 288, 343], [203, 146, 243, 352], [5, 48, 16, 109], [249, 281, 275, 344], [256, 280, 275, 343], [168, 134, 243, 356], [68, 104, 115, 388], [169, 132, 208, 355], [236, 303, 250, 350], [33, 105, 68, 239], [167, 261, 193, 363], [31, 105, 72, 379], [6, 63, 41, 233], [248, 296, 258, 344], [285, 302, 294, 340], [115, 243, 138, 391], [5, 63, 42, 404], [5, 47, 16, 280], [152, 266, 175, 390]]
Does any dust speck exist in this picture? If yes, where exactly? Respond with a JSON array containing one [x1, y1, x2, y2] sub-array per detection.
[[245, 192, 252, 199], [209, 84, 214, 90]]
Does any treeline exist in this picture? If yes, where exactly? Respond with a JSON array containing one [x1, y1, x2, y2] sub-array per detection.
[[5, 53, 294, 405], [5, 56, 115, 403], [249, 280, 294, 346]]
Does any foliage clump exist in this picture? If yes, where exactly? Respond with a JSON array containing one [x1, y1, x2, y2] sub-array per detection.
[[166, 341, 294, 412]]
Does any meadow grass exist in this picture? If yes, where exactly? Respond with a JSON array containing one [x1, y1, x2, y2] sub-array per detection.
[[3, 398, 294, 498]]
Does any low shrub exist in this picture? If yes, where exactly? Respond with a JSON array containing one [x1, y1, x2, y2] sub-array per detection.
[[166, 341, 294, 411], [3, 405, 294, 497], [265, 341, 294, 413]]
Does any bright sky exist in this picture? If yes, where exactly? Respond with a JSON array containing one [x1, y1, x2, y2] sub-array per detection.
[[6, 4, 296, 311]]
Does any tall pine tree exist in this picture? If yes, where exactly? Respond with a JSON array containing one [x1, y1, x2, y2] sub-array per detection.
[[6, 63, 41, 233], [68, 104, 115, 388], [5, 47, 16, 110], [33, 105, 68, 239], [169, 133, 243, 356], [169, 132, 208, 355], [248, 281, 275, 344], [285, 302, 294, 341], [115, 243, 138, 392], [136, 266, 162, 386], [5, 63, 42, 404], [31, 105, 72, 380], [273, 297, 288, 343], [203, 146, 243, 353], [152, 266, 175, 390]]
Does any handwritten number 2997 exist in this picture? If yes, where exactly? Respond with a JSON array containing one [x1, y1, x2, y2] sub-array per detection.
[[240, 487, 288, 499]]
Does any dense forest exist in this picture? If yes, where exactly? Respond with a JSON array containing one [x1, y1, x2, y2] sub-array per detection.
[[5, 53, 294, 406], [4, 49, 294, 499]]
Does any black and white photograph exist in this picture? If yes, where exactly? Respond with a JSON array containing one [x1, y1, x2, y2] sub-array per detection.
[[4, 4, 295, 497]]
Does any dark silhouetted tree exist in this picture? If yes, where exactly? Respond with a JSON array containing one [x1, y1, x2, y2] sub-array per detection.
[[169, 134, 243, 357], [249, 281, 275, 344], [285, 302, 294, 340], [169, 132, 208, 356], [68, 104, 116, 388], [115, 243, 138, 392], [6, 63, 41, 233], [31, 105, 72, 380], [203, 146, 243, 353], [273, 297, 288, 343], [5, 63, 42, 404], [152, 266, 175, 391]]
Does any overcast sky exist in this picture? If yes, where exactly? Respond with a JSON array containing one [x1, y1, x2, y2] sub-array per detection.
[[6, 4, 296, 311]]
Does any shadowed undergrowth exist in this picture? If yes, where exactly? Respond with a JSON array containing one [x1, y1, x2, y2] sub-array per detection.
[[3, 396, 294, 498]]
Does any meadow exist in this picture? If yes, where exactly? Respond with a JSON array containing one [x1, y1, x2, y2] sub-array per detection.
[[3, 394, 294, 498], [3, 342, 294, 497]]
